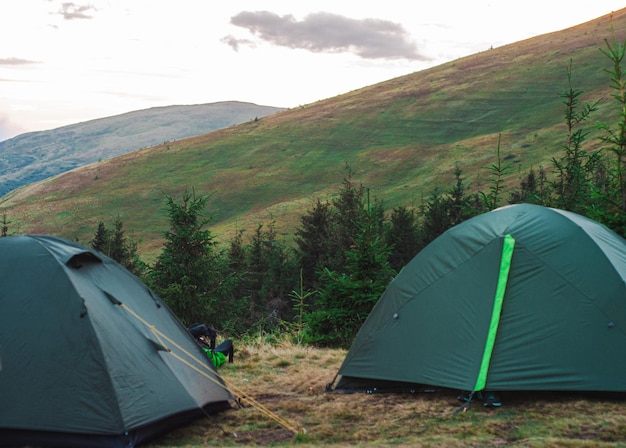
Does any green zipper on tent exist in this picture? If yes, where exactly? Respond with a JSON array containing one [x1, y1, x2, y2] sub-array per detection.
[[473, 234, 515, 392]]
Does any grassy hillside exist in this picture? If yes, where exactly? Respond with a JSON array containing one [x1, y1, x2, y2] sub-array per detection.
[[1, 9, 625, 261]]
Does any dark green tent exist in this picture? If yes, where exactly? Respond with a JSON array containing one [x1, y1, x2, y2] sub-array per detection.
[[332, 204, 626, 394], [0, 235, 232, 447]]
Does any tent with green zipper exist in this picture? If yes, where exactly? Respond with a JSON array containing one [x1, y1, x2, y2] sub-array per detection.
[[330, 204, 626, 396], [0, 235, 233, 448]]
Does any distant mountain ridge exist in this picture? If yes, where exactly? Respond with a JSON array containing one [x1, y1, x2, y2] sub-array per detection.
[[0, 102, 284, 196]]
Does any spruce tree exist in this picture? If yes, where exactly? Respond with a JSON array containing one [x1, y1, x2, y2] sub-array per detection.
[[90, 222, 110, 253], [227, 229, 247, 272], [385, 206, 420, 272], [294, 199, 332, 290], [592, 29, 626, 235], [1, 214, 9, 237], [305, 202, 395, 347], [148, 189, 216, 325], [510, 167, 551, 205], [551, 61, 600, 214], [480, 135, 513, 210], [90, 219, 144, 277], [328, 176, 365, 274], [109, 217, 128, 267], [246, 222, 297, 326]]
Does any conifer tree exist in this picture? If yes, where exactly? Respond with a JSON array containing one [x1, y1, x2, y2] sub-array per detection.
[[418, 168, 481, 246], [385, 206, 420, 272], [294, 199, 332, 290], [90, 219, 144, 277], [480, 135, 513, 210], [227, 229, 247, 272], [551, 61, 600, 214], [305, 201, 395, 347], [1, 214, 10, 237], [148, 189, 216, 325], [90, 222, 109, 253], [245, 222, 297, 325], [509, 167, 551, 205], [328, 176, 366, 274], [109, 217, 128, 266], [592, 29, 626, 235]]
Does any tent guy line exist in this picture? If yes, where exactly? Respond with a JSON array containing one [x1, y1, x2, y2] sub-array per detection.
[[121, 300, 304, 436]]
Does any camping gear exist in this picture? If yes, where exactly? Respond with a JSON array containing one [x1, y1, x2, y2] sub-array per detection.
[[189, 323, 218, 348], [331, 204, 626, 395], [0, 235, 233, 448], [188, 323, 235, 366], [457, 391, 502, 408]]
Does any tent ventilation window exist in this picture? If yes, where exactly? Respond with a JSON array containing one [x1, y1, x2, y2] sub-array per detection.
[[147, 288, 162, 308], [67, 252, 102, 269], [102, 290, 123, 306]]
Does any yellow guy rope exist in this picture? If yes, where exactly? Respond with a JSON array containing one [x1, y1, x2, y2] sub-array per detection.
[[119, 304, 304, 435]]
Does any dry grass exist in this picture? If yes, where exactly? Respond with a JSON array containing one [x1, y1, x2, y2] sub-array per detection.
[[147, 340, 626, 447]]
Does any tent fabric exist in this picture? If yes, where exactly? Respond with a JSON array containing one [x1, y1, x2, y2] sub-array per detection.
[[334, 204, 626, 393], [0, 235, 232, 448]]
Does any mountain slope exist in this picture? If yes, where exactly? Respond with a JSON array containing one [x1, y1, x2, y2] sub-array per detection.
[[1, 9, 624, 260], [0, 102, 284, 196]]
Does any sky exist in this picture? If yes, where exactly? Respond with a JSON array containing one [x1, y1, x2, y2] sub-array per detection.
[[1, 1, 624, 141]]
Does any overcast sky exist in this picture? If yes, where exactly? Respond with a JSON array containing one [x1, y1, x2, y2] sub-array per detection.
[[0, 1, 624, 141]]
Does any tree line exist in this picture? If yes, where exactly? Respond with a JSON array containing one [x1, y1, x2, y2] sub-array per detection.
[[2, 32, 625, 348]]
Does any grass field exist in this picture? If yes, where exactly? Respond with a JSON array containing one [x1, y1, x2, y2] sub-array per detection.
[[147, 338, 626, 447]]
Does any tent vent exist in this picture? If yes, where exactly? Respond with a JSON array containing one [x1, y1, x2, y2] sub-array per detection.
[[149, 338, 170, 353], [67, 252, 102, 269], [102, 290, 123, 306], [147, 288, 162, 308]]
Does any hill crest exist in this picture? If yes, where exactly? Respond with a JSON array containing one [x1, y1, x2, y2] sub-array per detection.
[[0, 101, 284, 197], [1, 8, 625, 260]]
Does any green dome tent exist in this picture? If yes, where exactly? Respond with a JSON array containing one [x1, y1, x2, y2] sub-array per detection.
[[332, 204, 626, 394], [0, 235, 233, 447]]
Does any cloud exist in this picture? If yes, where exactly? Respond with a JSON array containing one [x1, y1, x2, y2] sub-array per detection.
[[54, 2, 97, 20], [220, 35, 255, 52], [228, 11, 428, 61], [0, 58, 38, 66]]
